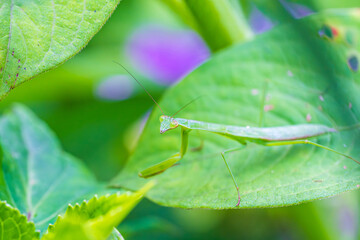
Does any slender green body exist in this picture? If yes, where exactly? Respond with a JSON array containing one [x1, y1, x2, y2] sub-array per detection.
[[139, 115, 358, 206], [175, 118, 335, 143]]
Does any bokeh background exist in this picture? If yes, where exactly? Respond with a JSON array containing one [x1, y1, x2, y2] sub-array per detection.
[[1, 0, 359, 239]]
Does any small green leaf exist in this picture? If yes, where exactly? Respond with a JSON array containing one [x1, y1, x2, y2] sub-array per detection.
[[107, 229, 124, 240], [0, 105, 109, 233], [0, 201, 39, 240], [0, 0, 121, 99], [41, 182, 154, 240], [113, 10, 360, 208]]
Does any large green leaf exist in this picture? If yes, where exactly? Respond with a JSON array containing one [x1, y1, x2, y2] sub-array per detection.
[[113, 10, 360, 209], [41, 182, 153, 240], [0, 0, 120, 99], [0, 201, 39, 239], [0, 105, 109, 233]]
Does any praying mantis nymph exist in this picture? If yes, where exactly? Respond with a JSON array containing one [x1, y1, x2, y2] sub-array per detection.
[[115, 62, 360, 207]]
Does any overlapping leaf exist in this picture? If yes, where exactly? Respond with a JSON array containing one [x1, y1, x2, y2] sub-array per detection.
[[0, 0, 120, 99], [0, 201, 39, 240], [113, 10, 360, 208], [0, 105, 110, 233]]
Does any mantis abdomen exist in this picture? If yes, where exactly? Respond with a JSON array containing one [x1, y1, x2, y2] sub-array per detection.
[[175, 118, 336, 142]]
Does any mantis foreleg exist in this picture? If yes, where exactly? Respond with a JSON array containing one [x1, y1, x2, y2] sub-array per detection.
[[264, 140, 360, 165], [139, 127, 191, 178]]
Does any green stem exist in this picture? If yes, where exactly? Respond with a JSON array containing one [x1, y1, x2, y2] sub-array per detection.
[[161, 0, 253, 52], [159, 0, 202, 33]]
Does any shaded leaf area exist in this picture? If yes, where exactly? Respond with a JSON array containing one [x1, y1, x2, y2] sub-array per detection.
[[0, 201, 39, 240], [0, 105, 112, 233], [42, 183, 153, 240], [0, 0, 120, 99], [113, 10, 360, 209]]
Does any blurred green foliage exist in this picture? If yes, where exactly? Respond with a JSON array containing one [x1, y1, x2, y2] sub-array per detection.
[[0, 105, 108, 233]]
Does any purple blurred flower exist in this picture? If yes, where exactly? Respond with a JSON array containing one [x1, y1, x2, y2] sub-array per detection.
[[279, 0, 314, 19], [249, 6, 275, 34], [125, 25, 210, 85], [95, 75, 134, 101], [338, 206, 357, 238]]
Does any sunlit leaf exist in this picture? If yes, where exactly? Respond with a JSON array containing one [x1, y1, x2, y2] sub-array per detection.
[[113, 10, 360, 208], [0, 201, 39, 240], [41, 182, 153, 240], [0, 0, 121, 99]]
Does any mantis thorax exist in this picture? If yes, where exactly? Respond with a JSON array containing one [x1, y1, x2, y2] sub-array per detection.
[[160, 115, 179, 134]]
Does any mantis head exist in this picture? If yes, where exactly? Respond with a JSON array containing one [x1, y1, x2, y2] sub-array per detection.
[[159, 115, 179, 134]]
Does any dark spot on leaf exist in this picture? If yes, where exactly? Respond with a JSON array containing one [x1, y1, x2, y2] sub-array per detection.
[[264, 105, 274, 112], [27, 212, 32, 220], [318, 25, 334, 40], [347, 55, 358, 72], [313, 179, 323, 183], [306, 113, 311, 122], [331, 27, 338, 37]]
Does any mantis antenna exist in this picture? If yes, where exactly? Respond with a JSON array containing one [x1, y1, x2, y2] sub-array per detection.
[[171, 96, 202, 117], [113, 61, 165, 115]]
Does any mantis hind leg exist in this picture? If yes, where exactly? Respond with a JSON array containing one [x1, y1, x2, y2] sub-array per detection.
[[220, 145, 247, 207], [264, 140, 360, 165]]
